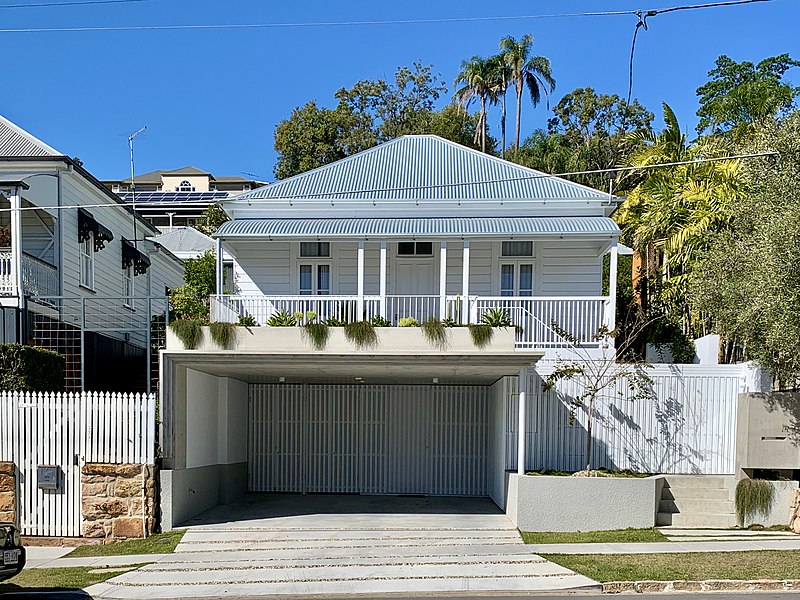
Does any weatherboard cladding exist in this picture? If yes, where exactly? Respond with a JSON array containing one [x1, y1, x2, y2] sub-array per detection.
[[231, 135, 610, 202], [215, 216, 619, 238]]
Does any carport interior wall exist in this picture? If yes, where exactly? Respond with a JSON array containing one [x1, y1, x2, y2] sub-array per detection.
[[248, 383, 510, 498]]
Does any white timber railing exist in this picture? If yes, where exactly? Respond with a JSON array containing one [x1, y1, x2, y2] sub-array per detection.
[[211, 294, 611, 349], [0, 249, 59, 297]]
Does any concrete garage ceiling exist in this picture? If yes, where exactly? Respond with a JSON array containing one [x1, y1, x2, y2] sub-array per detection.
[[163, 353, 540, 385]]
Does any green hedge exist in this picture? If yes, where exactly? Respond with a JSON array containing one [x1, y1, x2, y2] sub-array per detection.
[[0, 344, 66, 391]]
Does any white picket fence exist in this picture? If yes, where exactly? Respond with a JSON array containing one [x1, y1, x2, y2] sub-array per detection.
[[0, 391, 156, 536], [505, 364, 747, 475]]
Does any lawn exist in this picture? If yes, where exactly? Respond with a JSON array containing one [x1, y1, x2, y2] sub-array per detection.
[[66, 530, 185, 557], [522, 528, 667, 544], [0, 565, 143, 592], [544, 550, 800, 582]]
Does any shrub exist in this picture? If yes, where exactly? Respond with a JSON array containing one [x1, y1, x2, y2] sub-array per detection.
[[302, 322, 330, 350], [293, 311, 305, 324], [170, 319, 203, 349], [169, 285, 208, 321], [323, 317, 347, 327], [481, 307, 513, 328], [306, 311, 318, 322], [266, 310, 296, 327], [209, 322, 236, 349], [399, 317, 419, 327], [468, 324, 494, 348], [343, 321, 378, 349], [238, 315, 258, 327], [735, 478, 775, 527], [421, 317, 449, 350], [370, 315, 391, 327], [0, 345, 65, 391]]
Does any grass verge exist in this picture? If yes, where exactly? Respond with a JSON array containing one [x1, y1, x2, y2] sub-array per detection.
[[0, 565, 145, 592], [66, 530, 185, 557], [544, 550, 800, 582], [522, 528, 667, 544]]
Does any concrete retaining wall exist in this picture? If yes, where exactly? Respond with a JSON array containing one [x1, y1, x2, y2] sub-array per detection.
[[741, 480, 799, 528], [505, 472, 659, 531]]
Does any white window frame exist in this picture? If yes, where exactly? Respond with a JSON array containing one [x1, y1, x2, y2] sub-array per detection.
[[177, 180, 195, 192], [499, 241, 534, 297], [397, 241, 434, 257], [123, 265, 134, 309], [298, 262, 331, 295], [80, 233, 94, 290]]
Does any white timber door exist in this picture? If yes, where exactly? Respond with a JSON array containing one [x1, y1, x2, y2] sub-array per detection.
[[248, 384, 489, 496]]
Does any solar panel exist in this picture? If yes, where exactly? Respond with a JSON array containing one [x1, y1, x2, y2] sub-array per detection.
[[117, 191, 229, 204]]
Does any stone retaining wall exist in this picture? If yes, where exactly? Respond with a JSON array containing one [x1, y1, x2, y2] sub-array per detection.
[[791, 489, 800, 533], [81, 463, 156, 539], [0, 462, 16, 525]]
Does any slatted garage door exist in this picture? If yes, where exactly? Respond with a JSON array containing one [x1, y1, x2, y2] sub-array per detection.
[[248, 384, 488, 496]]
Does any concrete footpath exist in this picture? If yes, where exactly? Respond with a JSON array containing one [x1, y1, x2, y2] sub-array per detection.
[[24, 546, 169, 569]]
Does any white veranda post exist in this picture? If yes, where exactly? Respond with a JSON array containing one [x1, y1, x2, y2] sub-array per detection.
[[608, 238, 618, 336], [517, 367, 527, 476], [357, 240, 365, 319], [379, 241, 387, 319], [9, 186, 23, 305], [462, 240, 470, 324], [215, 237, 224, 297], [439, 241, 447, 320]]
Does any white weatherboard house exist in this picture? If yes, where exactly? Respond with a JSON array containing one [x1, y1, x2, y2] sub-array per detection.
[[0, 115, 185, 391], [159, 135, 622, 528]]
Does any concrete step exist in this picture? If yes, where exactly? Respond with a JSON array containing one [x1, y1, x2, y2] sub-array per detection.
[[661, 475, 733, 490], [180, 528, 521, 543], [657, 512, 737, 528], [658, 499, 735, 514], [661, 487, 731, 501]]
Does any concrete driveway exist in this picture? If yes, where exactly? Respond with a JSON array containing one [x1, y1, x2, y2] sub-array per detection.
[[87, 494, 598, 598]]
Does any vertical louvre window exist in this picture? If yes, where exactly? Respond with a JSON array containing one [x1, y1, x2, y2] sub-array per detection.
[[123, 266, 134, 308], [80, 234, 94, 289], [501, 241, 533, 257], [300, 242, 330, 257], [299, 264, 330, 295], [500, 263, 534, 296]]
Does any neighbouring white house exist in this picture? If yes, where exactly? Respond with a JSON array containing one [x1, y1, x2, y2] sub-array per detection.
[[159, 135, 628, 527], [0, 114, 185, 392]]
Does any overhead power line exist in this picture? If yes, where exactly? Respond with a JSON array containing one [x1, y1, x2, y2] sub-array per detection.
[[0, 0, 776, 32], [0, 151, 777, 214], [0, 0, 157, 8]]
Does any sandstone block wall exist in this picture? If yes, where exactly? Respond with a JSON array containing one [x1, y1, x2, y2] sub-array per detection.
[[81, 463, 156, 539], [791, 489, 800, 534], [0, 462, 16, 525]]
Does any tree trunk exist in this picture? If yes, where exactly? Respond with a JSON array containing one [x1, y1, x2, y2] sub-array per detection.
[[585, 395, 594, 473], [480, 96, 487, 153], [501, 90, 507, 158], [514, 77, 523, 149]]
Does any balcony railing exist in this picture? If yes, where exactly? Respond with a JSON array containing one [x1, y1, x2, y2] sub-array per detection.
[[0, 249, 60, 297], [211, 294, 610, 349]]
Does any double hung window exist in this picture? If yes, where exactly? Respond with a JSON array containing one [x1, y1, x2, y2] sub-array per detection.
[[299, 242, 331, 295], [500, 241, 533, 297]]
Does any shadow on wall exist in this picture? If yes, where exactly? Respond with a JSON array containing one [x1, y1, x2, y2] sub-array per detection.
[[761, 392, 800, 446]]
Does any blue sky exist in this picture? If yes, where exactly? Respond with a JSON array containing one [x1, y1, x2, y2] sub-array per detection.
[[1, 0, 797, 181]]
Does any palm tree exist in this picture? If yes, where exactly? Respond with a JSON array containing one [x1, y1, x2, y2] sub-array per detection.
[[454, 56, 496, 152], [500, 34, 556, 149], [487, 55, 511, 157]]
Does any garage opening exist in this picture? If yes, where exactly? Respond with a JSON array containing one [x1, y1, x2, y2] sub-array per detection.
[[249, 384, 489, 496]]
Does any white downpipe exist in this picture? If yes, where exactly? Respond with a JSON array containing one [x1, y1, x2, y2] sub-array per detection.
[[517, 367, 527, 476], [379, 241, 387, 319], [462, 240, 470, 324], [357, 240, 365, 319], [608, 238, 618, 340], [9, 187, 22, 306], [439, 241, 447, 320]]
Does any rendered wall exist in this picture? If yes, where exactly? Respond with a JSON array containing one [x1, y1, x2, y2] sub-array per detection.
[[506, 473, 659, 532], [736, 392, 800, 473], [488, 378, 509, 509]]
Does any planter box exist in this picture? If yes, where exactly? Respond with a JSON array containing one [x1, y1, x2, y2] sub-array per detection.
[[505, 472, 661, 532], [166, 326, 517, 355]]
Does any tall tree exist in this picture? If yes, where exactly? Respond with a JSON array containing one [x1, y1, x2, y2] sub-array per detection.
[[500, 34, 555, 149], [696, 54, 800, 136], [487, 55, 511, 157], [454, 56, 497, 152]]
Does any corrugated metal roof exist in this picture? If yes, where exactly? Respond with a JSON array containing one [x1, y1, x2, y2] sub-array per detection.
[[215, 216, 619, 238], [150, 227, 214, 255], [228, 135, 611, 203], [0, 115, 61, 157]]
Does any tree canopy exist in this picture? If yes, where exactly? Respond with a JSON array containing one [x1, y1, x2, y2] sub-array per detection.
[[696, 53, 800, 136]]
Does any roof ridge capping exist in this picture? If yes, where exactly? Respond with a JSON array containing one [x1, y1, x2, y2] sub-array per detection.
[[0, 114, 63, 157], [225, 135, 616, 203]]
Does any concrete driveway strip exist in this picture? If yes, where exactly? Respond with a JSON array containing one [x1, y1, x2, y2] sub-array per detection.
[[86, 494, 599, 598]]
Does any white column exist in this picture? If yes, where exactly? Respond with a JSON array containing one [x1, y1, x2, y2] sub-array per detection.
[[439, 240, 447, 320], [357, 240, 365, 319], [608, 238, 618, 335], [9, 186, 23, 306], [379, 241, 387, 319], [215, 237, 224, 297], [517, 367, 527, 476], [461, 240, 470, 324]]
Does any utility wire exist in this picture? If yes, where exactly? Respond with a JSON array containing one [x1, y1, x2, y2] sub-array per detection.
[[0, 0, 777, 33], [0, 0, 157, 8], [0, 151, 777, 213], [626, 0, 772, 102]]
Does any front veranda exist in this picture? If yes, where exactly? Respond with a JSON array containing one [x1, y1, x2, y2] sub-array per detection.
[[158, 345, 539, 530]]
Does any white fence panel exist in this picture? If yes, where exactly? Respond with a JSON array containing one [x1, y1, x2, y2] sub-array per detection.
[[506, 364, 745, 475], [0, 391, 156, 536]]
